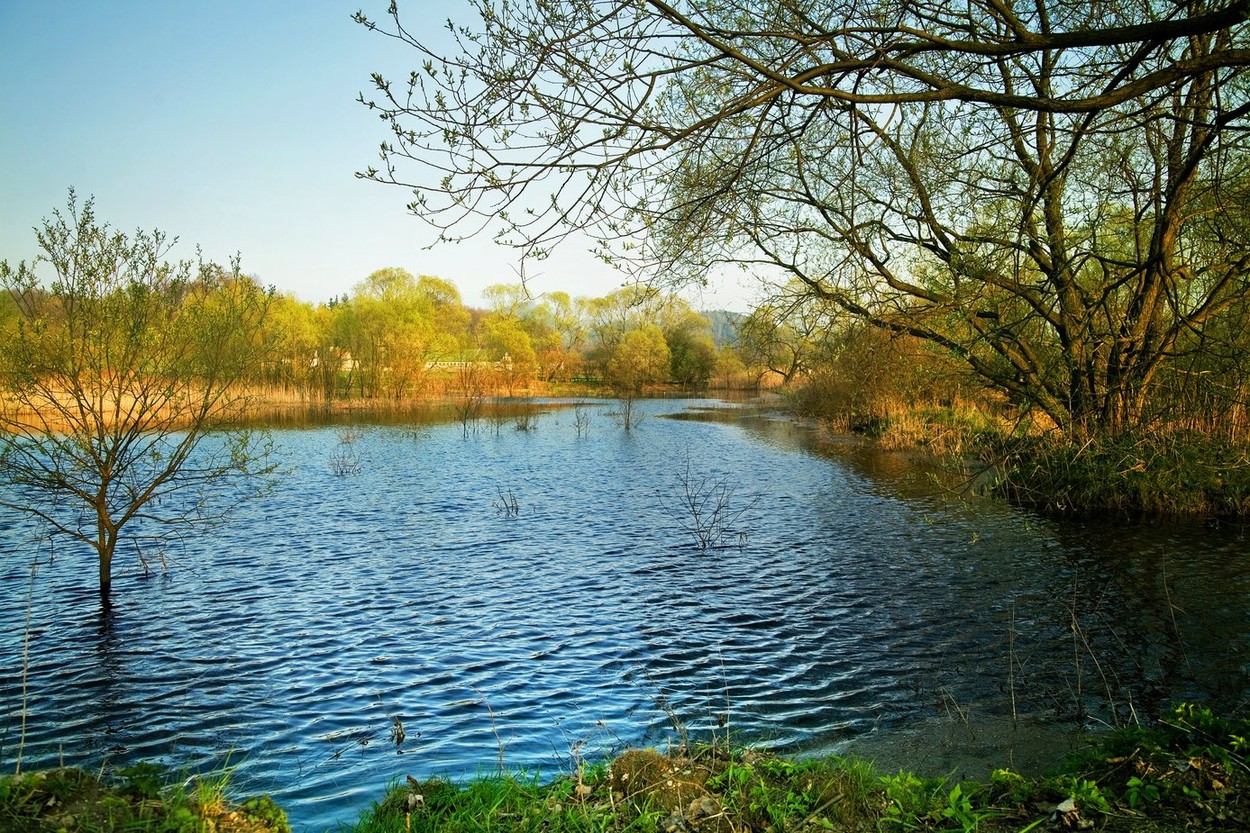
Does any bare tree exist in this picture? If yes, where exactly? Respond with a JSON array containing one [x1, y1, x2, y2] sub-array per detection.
[[0, 193, 277, 606], [356, 0, 1250, 439], [454, 358, 486, 437]]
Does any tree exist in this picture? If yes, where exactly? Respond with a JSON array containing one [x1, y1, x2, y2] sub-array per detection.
[[345, 267, 430, 399], [336, 268, 471, 400], [357, 0, 1250, 440], [484, 315, 538, 393], [738, 288, 841, 386], [664, 312, 717, 388], [532, 290, 588, 381], [261, 292, 321, 397], [0, 194, 277, 606], [604, 324, 671, 430], [606, 324, 671, 392]]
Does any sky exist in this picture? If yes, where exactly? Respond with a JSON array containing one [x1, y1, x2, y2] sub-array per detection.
[[0, 1, 755, 311]]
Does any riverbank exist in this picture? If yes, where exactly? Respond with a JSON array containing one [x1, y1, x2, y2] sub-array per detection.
[[0, 762, 290, 832], [4, 705, 1246, 832], [796, 395, 1250, 521], [240, 389, 1250, 521]]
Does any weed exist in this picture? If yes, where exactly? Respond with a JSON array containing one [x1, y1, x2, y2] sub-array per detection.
[[329, 428, 364, 476], [1062, 776, 1111, 814], [660, 455, 756, 550], [118, 761, 166, 800], [514, 403, 539, 431], [494, 487, 521, 517], [13, 549, 43, 776], [1125, 774, 1161, 808], [338, 704, 1250, 833], [988, 430, 1250, 518], [937, 783, 993, 832], [573, 403, 592, 437]]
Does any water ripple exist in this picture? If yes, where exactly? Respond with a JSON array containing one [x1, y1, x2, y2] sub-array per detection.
[[2, 398, 1248, 831]]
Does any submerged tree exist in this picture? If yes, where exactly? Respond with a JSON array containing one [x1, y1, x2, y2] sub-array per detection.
[[0, 193, 277, 606], [357, 0, 1250, 439], [604, 324, 671, 429]]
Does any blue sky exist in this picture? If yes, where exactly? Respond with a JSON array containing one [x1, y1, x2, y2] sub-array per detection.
[[0, 1, 751, 310]]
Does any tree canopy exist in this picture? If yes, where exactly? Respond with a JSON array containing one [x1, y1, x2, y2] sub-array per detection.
[[357, 0, 1250, 438]]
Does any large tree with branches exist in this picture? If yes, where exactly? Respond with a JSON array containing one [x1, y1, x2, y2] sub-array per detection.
[[357, 0, 1250, 439]]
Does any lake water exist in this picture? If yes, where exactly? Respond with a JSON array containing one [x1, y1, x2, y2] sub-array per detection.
[[2, 397, 1248, 831]]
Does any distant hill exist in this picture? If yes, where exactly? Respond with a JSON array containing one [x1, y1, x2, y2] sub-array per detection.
[[701, 309, 746, 347]]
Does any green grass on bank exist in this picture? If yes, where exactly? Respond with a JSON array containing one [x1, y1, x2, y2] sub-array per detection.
[[0, 760, 289, 833], [343, 704, 1250, 833], [4, 705, 1247, 832]]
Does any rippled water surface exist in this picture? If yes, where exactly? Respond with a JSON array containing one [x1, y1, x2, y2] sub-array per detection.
[[2, 398, 1248, 830]]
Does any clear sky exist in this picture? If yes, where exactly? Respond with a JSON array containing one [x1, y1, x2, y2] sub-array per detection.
[[0, 1, 753, 310]]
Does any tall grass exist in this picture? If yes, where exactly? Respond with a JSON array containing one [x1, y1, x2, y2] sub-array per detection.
[[788, 336, 1250, 517]]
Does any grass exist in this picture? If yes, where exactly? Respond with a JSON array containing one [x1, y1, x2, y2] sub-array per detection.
[[338, 703, 1250, 833], [793, 384, 1250, 519], [986, 430, 1250, 518], [5, 705, 1247, 832], [0, 760, 290, 833], [786, 363, 1250, 518]]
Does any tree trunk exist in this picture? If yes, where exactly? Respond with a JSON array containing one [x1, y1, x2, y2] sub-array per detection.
[[98, 539, 114, 607], [97, 508, 116, 606]]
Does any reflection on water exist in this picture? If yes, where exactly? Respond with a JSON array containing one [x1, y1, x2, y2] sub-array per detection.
[[1, 397, 1247, 831]]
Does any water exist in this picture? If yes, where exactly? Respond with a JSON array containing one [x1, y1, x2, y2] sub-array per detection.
[[2, 397, 1248, 830]]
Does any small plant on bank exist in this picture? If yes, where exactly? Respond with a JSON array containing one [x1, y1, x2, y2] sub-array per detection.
[[339, 702, 1250, 833], [11, 704, 1246, 833]]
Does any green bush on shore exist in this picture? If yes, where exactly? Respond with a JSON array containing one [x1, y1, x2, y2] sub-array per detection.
[[0, 760, 289, 833]]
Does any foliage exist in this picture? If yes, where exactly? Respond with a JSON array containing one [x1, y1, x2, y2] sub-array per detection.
[[0, 193, 278, 603], [484, 315, 539, 394], [7, 706, 1243, 833], [340, 711, 1250, 833], [1055, 703, 1250, 825], [663, 311, 718, 389], [333, 268, 468, 400], [737, 287, 841, 386], [604, 326, 671, 394], [347, 748, 899, 833], [171, 274, 732, 401]]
